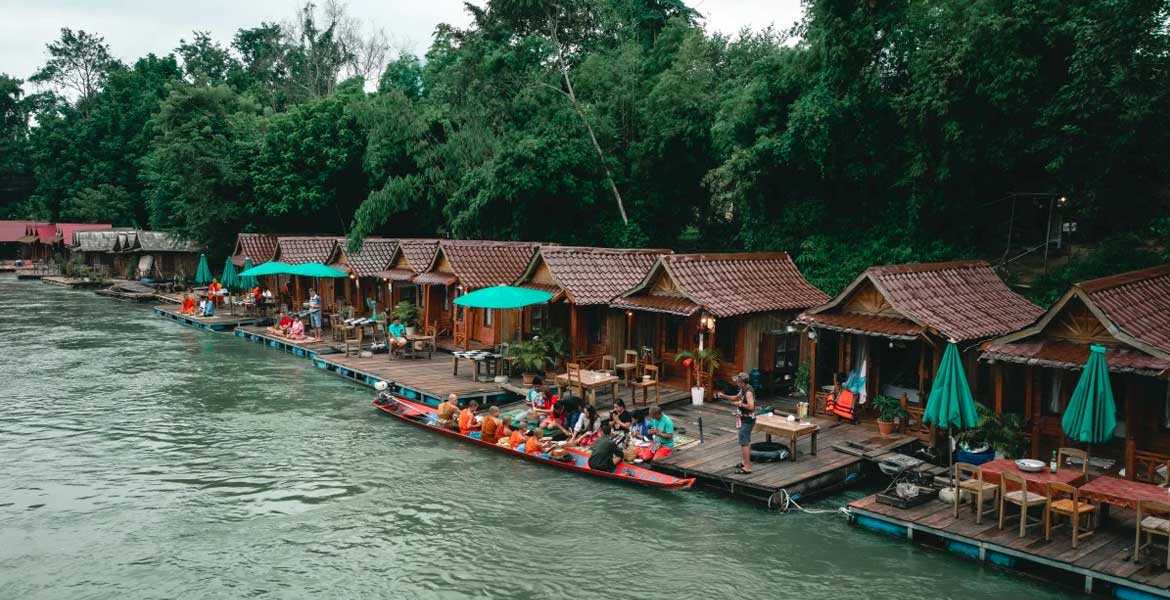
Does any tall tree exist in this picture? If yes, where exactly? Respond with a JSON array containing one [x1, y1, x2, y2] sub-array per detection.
[[29, 28, 118, 109]]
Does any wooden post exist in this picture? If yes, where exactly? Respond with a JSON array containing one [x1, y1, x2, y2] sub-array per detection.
[[625, 311, 633, 351], [569, 304, 578, 359], [1125, 376, 1137, 480], [1027, 366, 1040, 458], [993, 363, 1004, 415], [917, 341, 927, 400], [808, 335, 818, 415]]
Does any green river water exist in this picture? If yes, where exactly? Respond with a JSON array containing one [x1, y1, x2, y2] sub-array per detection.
[[0, 277, 1073, 599]]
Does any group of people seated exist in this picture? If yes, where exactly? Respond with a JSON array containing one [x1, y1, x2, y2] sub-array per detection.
[[431, 376, 676, 474], [249, 285, 274, 306], [266, 310, 305, 339], [179, 293, 216, 317]]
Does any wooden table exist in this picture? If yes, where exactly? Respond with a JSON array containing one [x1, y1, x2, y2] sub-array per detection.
[[452, 351, 501, 382], [980, 458, 1087, 494], [555, 369, 619, 407], [403, 334, 435, 359], [753, 414, 819, 461]]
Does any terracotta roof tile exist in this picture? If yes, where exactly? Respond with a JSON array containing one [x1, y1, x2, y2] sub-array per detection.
[[232, 233, 280, 266], [275, 236, 338, 265], [413, 271, 459, 286], [525, 246, 669, 305], [436, 240, 538, 290], [795, 312, 924, 340], [611, 295, 700, 316], [982, 339, 1170, 377], [645, 252, 828, 318], [378, 268, 417, 281], [342, 238, 398, 277], [398, 239, 440, 273], [1078, 263, 1170, 355]]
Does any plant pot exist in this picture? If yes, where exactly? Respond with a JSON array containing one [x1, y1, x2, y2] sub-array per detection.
[[691, 387, 705, 406], [955, 447, 996, 466], [877, 419, 897, 436], [522, 372, 535, 386], [405, 325, 417, 336]]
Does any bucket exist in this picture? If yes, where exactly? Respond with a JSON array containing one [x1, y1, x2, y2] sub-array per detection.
[[691, 387, 704, 406]]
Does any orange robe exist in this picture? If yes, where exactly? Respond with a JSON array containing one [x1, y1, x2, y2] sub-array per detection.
[[458, 408, 476, 435], [481, 416, 501, 444], [509, 429, 525, 450], [180, 297, 196, 314]]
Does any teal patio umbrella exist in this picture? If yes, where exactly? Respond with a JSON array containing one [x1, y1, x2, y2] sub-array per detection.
[[240, 260, 296, 278], [288, 262, 348, 278], [454, 285, 553, 309], [238, 258, 259, 290], [220, 257, 240, 290], [1061, 344, 1117, 466], [923, 342, 980, 487], [194, 253, 213, 285]]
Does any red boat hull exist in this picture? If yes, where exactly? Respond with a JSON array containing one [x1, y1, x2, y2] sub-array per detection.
[[372, 396, 695, 490]]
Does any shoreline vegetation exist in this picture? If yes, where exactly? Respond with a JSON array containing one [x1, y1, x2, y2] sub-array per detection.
[[1, 1, 1168, 303]]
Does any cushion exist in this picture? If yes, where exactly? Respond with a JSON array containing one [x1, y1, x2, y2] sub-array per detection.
[[1003, 490, 1046, 506], [1141, 516, 1170, 533], [1049, 499, 1095, 514]]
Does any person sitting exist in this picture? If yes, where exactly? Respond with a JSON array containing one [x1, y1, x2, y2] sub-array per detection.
[[199, 295, 215, 317], [524, 429, 545, 456], [208, 278, 223, 304], [569, 405, 602, 447], [508, 420, 526, 449], [251, 285, 262, 304], [588, 423, 624, 473], [480, 405, 502, 444], [540, 403, 570, 439], [267, 311, 293, 335], [288, 316, 306, 339], [180, 294, 197, 316], [458, 400, 480, 436], [527, 378, 555, 418], [387, 317, 408, 352], [436, 393, 460, 430], [494, 416, 514, 447], [639, 404, 675, 462]]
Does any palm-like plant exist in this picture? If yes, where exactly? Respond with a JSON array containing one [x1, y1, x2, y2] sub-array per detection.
[[675, 348, 721, 387]]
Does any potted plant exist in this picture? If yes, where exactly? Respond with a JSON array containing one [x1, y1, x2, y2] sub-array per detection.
[[675, 348, 721, 405], [509, 339, 550, 385], [531, 327, 568, 369], [392, 300, 420, 335], [793, 360, 811, 396], [956, 404, 1027, 464], [873, 394, 907, 436]]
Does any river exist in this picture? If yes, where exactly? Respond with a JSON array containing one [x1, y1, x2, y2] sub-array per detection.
[[0, 277, 1070, 599]]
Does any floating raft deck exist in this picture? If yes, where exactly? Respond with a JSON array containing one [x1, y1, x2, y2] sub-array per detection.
[[652, 402, 916, 506], [849, 493, 1170, 599], [153, 304, 264, 332], [42, 276, 109, 288]]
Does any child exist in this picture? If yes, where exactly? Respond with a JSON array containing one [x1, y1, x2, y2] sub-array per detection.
[[508, 421, 526, 450], [524, 429, 544, 456], [289, 316, 306, 339], [458, 400, 480, 436]]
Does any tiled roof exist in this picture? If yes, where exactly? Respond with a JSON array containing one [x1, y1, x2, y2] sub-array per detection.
[[610, 295, 700, 316], [795, 312, 924, 340], [1079, 263, 1170, 355], [275, 236, 339, 265], [804, 260, 1041, 341], [342, 238, 398, 277], [132, 231, 202, 253], [231, 233, 280, 266], [378, 268, 417, 281], [525, 246, 669, 305], [398, 239, 440, 273], [982, 339, 1170, 377], [0, 220, 34, 243], [413, 271, 458, 286], [620, 252, 827, 318], [434, 240, 538, 290]]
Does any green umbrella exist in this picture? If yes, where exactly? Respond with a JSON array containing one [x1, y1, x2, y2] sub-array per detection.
[[454, 285, 553, 309], [194, 253, 213, 285], [221, 257, 240, 290], [239, 258, 259, 289], [1062, 344, 1117, 450], [289, 262, 349, 278], [240, 260, 296, 278], [923, 342, 980, 489]]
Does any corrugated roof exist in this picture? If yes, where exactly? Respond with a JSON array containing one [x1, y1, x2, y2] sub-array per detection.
[[57, 223, 111, 246], [72, 230, 127, 252], [610, 295, 700, 316], [397, 239, 440, 273], [982, 339, 1170, 377], [231, 233, 280, 266], [433, 240, 538, 290], [0, 220, 34, 243], [521, 246, 669, 305], [803, 260, 1041, 341], [129, 231, 202, 253], [275, 236, 339, 265], [341, 238, 398, 277], [1079, 263, 1170, 356]]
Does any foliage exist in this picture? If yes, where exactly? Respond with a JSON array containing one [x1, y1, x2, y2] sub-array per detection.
[[531, 326, 569, 365], [508, 338, 552, 374], [872, 395, 908, 424], [391, 299, 419, 326], [794, 360, 810, 395], [1028, 228, 1168, 305], [675, 347, 721, 383], [30, 28, 119, 105], [957, 403, 1028, 458]]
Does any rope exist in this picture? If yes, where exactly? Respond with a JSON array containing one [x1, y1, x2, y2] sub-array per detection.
[[768, 489, 850, 516]]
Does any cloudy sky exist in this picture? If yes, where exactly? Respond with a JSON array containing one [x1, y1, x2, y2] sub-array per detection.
[[0, 0, 805, 81]]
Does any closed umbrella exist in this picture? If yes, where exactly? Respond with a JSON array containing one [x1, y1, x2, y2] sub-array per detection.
[[221, 258, 239, 290], [1061, 344, 1117, 470], [194, 253, 213, 285], [238, 258, 259, 290], [923, 342, 981, 489]]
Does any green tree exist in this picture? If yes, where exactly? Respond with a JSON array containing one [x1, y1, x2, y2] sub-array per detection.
[[30, 28, 119, 109]]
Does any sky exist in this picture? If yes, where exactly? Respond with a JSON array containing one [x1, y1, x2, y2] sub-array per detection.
[[0, 0, 805, 82]]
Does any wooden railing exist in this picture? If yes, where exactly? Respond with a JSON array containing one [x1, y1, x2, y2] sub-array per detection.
[[1133, 450, 1170, 484], [453, 320, 467, 348]]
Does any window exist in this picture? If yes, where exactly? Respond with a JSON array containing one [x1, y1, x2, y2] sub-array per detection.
[[443, 286, 451, 311], [715, 321, 737, 362], [484, 308, 493, 327], [1040, 368, 1063, 416], [398, 283, 416, 305], [665, 317, 681, 352], [531, 304, 549, 331]]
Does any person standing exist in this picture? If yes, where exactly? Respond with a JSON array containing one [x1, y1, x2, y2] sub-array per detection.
[[308, 288, 322, 341], [718, 372, 757, 475]]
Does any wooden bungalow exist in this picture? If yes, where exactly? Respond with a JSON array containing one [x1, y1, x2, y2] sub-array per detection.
[[329, 237, 398, 317], [271, 236, 341, 310], [0, 220, 35, 260], [797, 261, 1042, 433], [610, 252, 830, 393], [513, 246, 669, 361], [979, 264, 1170, 480], [17, 223, 61, 262], [414, 240, 538, 349], [377, 238, 440, 316], [70, 229, 131, 276], [229, 233, 280, 267], [118, 230, 203, 280]]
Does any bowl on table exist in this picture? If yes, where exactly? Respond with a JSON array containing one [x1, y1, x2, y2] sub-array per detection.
[[1015, 459, 1045, 473]]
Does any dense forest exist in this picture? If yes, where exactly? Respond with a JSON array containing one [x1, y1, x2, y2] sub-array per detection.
[[2, 0, 1169, 299]]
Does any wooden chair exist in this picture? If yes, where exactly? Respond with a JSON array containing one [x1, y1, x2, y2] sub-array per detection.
[[600, 355, 616, 375], [1045, 481, 1097, 548], [1134, 500, 1170, 564], [630, 364, 660, 406], [344, 325, 363, 357], [615, 350, 639, 386], [565, 362, 583, 398], [369, 322, 387, 352], [953, 462, 999, 525], [1058, 447, 1089, 475], [998, 471, 1046, 538], [330, 314, 345, 342], [498, 343, 514, 376], [453, 320, 468, 348]]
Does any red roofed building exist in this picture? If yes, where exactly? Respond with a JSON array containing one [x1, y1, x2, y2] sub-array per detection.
[[11, 221, 111, 261], [0, 220, 35, 259], [980, 264, 1170, 478], [798, 261, 1041, 432], [612, 252, 829, 393]]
